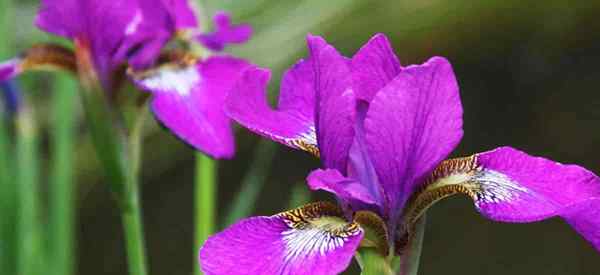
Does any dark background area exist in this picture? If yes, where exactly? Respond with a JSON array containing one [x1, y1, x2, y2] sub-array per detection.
[[5, 1, 600, 274]]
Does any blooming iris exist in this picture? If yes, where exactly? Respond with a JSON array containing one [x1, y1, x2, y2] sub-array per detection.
[[0, 0, 253, 158], [199, 33, 600, 274]]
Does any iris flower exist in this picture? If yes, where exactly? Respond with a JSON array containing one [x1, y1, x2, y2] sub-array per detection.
[[0, 0, 252, 158], [198, 34, 600, 274]]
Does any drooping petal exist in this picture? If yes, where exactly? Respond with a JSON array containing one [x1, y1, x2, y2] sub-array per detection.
[[0, 44, 77, 82], [402, 147, 600, 251], [561, 198, 600, 251], [307, 169, 380, 212], [130, 55, 250, 158], [307, 35, 356, 172], [0, 59, 19, 82], [199, 202, 363, 275], [364, 56, 463, 216], [225, 63, 319, 156], [196, 11, 252, 51], [350, 33, 402, 102]]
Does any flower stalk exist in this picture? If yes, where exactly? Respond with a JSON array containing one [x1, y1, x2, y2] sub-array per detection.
[[356, 248, 394, 275], [16, 101, 43, 275], [195, 153, 217, 275], [48, 74, 78, 275], [76, 43, 149, 275]]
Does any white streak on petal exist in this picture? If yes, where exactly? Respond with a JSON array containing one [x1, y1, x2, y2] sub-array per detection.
[[139, 66, 200, 97], [473, 169, 531, 204], [125, 10, 143, 35]]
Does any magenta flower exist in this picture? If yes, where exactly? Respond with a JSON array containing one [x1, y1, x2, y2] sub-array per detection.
[[198, 34, 600, 274], [0, 0, 254, 158]]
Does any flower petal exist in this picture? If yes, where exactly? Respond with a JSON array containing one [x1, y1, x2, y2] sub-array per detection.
[[307, 169, 380, 212], [131, 55, 250, 158], [364, 56, 463, 216], [199, 202, 363, 275], [351, 33, 402, 102], [162, 0, 198, 30], [0, 44, 77, 82], [561, 198, 600, 251], [196, 11, 252, 51], [0, 59, 19, 82], [403, 147, 600, 251], [225, 63, 319, 156], [307, 35, 356, 172]]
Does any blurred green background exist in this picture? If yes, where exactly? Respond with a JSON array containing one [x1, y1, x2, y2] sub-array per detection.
[[2, 0, 600, 274]]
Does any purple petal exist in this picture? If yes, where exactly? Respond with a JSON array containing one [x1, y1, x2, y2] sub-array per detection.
[[307, 168, 381, 213], [36, 0, 198, 83], [561, 198, 600, 251], [364, 56, 463, 217], [161, 0, 198, 30], [225, 64, 318, 155], [307, 35, 356, 173], [404, 148, 600, 252], [0, 59, 20, 82], [474, 147, 600, 223], [196, 11, 252, 51], [199, 202, 363, 275], [131, 56, 250, 158], [351, 33, 402, 102]]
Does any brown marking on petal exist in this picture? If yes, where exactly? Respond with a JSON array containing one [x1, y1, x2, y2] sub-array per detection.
[[354, 210, 389, 256], [277, 201, 361, 238], [402, 155, 481, 234], [19, 43, 76, 73], [127, 51, 197, 81], [289, 139, 320, 157]]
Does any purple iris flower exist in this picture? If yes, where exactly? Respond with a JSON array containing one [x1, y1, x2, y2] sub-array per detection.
[[0, 0, 254, 158], [198, 33, 600, 274]]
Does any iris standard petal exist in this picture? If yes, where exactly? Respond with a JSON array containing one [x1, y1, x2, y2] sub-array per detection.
[[199, 202, 363, 275], [402, 147, 600, 251], [364, 56, 463, 217], [196, 11, 252, 51], [131, 55, 250, 158], [36, 0, 197, 84], [350, 33, 402, 102], [225, 64, 319, 156], [162, 0, 198, 30], [307, 35, 356, 173]]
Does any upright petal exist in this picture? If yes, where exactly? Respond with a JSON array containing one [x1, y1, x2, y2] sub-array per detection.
[[196, 11, 252, 51], [225, 63, 319, 156], [162, 0, 198, 30], [37, 0, 197, 83], [402, 147, 600, 251], [364, 56, 463, 215], [351, 33, 402, 102], [199, 202, 363, 275], [131, 55, 250, 158], [307, 35, 356, 172]]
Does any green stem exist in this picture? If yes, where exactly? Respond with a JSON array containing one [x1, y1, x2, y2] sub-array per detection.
[[121, 182, 148, 275], [121, 108, 148, 275], [194, 153, 217, 275], [16, 103, 42, 275], [356, 248, 394, 275], [77, 67, 147, 275], [48, 74, 77, 275], [399, 215, 426, 275]]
